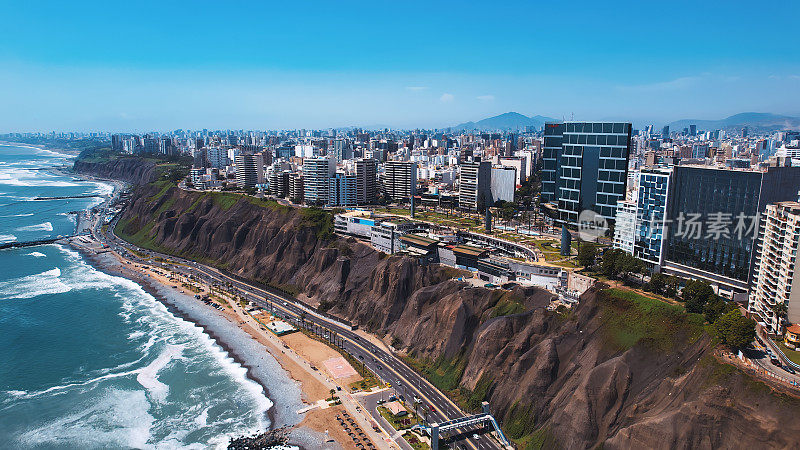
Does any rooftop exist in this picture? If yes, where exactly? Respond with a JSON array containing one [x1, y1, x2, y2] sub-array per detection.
[[400, 234, 439, 248], [453, 244, 488, 257]]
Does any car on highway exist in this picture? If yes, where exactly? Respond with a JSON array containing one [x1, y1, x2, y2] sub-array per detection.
[[783, 365, 796, 374]]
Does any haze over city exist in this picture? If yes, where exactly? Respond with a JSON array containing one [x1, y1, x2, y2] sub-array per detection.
[[5, 2, 800, 449], [1, 0, 799, 131]]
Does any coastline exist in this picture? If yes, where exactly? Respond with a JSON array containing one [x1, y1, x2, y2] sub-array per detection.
[[59, 169, 333, 448], [73, 244, 334, 449]]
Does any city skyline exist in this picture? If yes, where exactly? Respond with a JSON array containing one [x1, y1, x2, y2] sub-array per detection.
[[1, 0, 799, 132]]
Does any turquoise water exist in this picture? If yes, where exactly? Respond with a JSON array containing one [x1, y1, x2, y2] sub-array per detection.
[[0, 144, 272, 448]]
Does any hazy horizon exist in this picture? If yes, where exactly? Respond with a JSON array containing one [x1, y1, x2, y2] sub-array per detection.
[[2, 1, 799, 132]]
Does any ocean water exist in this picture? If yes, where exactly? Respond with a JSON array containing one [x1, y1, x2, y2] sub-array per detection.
[[0, 144, 273, 448]]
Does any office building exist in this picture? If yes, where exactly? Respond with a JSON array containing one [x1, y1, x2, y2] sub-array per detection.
[[663, 165, 800, 296], [459, 159, 492, 211], [749, 202, 800, 334], [556, 122, 632, 226], [490, 166, 516, 204], [354, 158, 378, 205], [634, 169, 672, 265], [384, 161, 417, 203], [302, 156, 336, 205], [541, 123, 565, 204]]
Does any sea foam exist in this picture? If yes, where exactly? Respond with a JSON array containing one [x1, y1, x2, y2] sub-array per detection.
[[0, 268, 71, 300], [16, 222, 54, 232]]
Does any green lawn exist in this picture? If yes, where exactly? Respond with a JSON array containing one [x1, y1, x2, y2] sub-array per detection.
[[777, 341, 800, 366], [378, 406, 417, 430], [402, 431, 431, 450], [598, 288, 705, 352]]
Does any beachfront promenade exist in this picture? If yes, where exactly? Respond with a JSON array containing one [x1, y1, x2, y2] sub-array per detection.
[[95, 217, 504, 450]]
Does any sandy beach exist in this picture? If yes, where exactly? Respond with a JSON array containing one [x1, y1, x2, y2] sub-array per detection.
[[60, 170, 394, 449], [70, 238, 392, 449]]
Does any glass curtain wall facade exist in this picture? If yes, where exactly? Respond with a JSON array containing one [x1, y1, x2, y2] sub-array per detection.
[[665, 167, 762, 283], [635, 170, 671, 265], [558, 122, 631, 226], [541, 123, 564, 204]]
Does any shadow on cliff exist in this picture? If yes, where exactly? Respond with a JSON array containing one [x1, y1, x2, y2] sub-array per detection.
[[110, 178, 800, 449]]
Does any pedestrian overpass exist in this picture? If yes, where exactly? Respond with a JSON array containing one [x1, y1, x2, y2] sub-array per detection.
[[422, 402, 512, 450]]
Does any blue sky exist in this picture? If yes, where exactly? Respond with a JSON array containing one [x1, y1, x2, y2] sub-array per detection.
[[1, 0, 799, 131]]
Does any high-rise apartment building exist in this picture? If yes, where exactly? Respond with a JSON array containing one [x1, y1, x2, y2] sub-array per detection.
[[269, 169, 290, 198], [330, 173, 358, 206], [235, 153, 265, 189], [613, 200, 637, 254], [550, 122, 631, 226], [333, 139, 353, 162], [749, 202, 800, 334], [384, 161, 417, 203], [459, 159, 492, 211], [288, 172, 304, 204], [302, 156, 336, 205], [354, 158, 377, 205], [206, 147, 228, 169]]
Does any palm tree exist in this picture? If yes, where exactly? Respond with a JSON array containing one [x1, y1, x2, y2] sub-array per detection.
[[772, 302, 789, 332]]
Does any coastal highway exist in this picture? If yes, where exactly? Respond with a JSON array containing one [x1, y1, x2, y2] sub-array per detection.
[[97, 219, 503, 450]]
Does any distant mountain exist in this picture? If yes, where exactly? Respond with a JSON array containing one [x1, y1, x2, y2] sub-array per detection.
[[451, 112, 557, 132], [667, 112, 800, 133]]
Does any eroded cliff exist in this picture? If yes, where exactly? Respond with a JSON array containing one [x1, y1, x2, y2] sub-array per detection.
[[111, 179, 800, 449]]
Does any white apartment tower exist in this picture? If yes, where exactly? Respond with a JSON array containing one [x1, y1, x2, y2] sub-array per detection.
[[612, 199, 637, 254], [749, 201, 800, 334]]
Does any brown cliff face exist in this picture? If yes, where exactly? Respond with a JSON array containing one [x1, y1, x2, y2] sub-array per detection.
[[73, 158, 157, 185], [114, 181, 800, 449]]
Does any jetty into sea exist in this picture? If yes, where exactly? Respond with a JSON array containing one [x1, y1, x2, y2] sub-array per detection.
[[32, 194, 103, 200]]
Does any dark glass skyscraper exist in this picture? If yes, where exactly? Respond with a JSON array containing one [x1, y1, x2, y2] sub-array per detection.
[[540, 123, 564, 204], [663, 165, 800, 294], [545, 122, 631, 226]]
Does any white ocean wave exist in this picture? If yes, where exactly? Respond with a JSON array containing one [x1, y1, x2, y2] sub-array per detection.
[[0, 268, 70, 300], [17, 388, 154, 449], [7, 245, 277, 446], [0, 212, 34, 217], [136, 344, 183, 403], [16, 222, 53, 232], [91, 181, 115, 196], [26, 251, 47, 258], [0, 167, 80, 187], [0, 233, 17, 243]]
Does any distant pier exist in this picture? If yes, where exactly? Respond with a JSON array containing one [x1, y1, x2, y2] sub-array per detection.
[[0, 237, 71, 250], [32, 194, 103, 201]]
